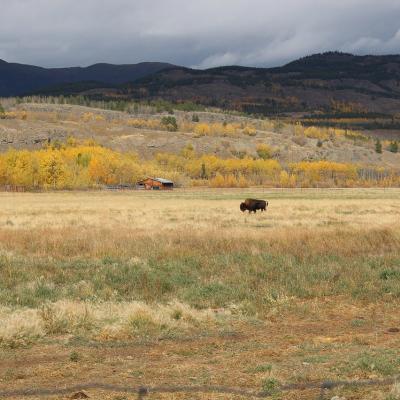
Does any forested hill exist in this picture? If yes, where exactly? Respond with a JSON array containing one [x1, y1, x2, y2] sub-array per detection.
[[0, 60, 175, 96], [4, 52, 400, 117], [120, 52, 400, 115]]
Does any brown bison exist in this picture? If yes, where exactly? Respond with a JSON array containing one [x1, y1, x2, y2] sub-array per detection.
[[240, 198, 268, 213]]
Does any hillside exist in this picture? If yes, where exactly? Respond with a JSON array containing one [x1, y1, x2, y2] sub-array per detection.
[[0, 102, 399, 169], [0, 59, 175, 96]]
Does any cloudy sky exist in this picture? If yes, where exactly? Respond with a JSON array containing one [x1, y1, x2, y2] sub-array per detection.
[[1, 0, 400, 69]]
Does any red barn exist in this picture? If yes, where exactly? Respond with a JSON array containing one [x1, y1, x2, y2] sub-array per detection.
[[137, 177, 174, 190]]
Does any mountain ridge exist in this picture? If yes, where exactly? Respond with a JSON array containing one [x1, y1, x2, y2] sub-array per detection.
[[3, 52, 400, 117], [0, 60, 176, 96], [118, 52, 400, 116]]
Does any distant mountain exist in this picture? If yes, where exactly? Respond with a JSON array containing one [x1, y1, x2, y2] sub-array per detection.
[[4, 52, 400, 117], [277, 52, 400, 79], [118, 52, 400, 115], [0, 60, 175, 96]]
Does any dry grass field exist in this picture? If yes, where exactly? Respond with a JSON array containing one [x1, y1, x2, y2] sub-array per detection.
[[0, 188, 400, 399]]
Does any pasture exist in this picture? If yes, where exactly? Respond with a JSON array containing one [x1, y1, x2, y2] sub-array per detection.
[[0, 188, 399, 399]]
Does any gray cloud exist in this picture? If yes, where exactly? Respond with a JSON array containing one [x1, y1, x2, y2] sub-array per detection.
[[1, 0, 400, 68]]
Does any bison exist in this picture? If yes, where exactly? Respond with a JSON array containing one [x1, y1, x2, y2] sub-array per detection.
[[240, 198, 268, 213]]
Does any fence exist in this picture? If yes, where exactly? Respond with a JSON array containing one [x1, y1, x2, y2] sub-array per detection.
[[1, 375, 399, 399], [0, 185, 26, 192]]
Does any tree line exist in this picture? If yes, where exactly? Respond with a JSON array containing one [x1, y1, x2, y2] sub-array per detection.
[[0, 139, 399, 190]]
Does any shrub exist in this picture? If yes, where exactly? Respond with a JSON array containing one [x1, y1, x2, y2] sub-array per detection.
[[256, 144, 272, 160], [69, 351, 80, 362], [261, 378, 280, 394], [231, 150, 248, 159], [161, 116, 178, 132], [375, 139, 382, 154], [180, 143, 195, 159], [389, 141, 398, 153], [304, 126, 328, 139], [2, 112, 14, 119], [194, 123, 211, 137], [243, 126, 257, 136]]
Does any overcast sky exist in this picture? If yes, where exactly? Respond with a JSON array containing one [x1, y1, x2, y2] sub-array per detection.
[[1, 0, 400, 69]]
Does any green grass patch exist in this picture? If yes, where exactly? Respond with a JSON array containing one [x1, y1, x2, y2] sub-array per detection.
[[1, 249, 400, 313]]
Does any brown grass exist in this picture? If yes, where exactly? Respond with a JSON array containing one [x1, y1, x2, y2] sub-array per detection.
[[0, 188, 399, 399], [0, 188, 398, 259]]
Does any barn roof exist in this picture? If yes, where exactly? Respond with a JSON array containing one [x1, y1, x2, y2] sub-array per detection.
[[138, 177, 173, 184], [154, 177, 173, 184]]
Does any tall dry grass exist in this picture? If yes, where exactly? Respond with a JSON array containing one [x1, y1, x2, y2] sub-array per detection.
[[0, 223, 398, 260], [0, 189, 399, 346], [0, 300, 227, 348]]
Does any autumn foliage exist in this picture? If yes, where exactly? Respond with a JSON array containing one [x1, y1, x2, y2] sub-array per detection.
[[0, 142, 142, 189], [0, 102, 399, 190], [0, 137, 399, 189]]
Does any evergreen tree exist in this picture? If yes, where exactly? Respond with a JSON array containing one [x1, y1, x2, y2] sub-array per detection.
[[375, 139, 382, 154], [161, 116, 178, 132], [389, 141, 398, 153], [201, 163, 207, 179]]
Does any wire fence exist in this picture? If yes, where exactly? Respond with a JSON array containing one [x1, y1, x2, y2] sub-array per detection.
[[0, 375, 399, 399]]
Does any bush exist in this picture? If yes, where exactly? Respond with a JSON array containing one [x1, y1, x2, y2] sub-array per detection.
[[243, 126, 257, 136], [161, 116, 178, 132], [69, 351, 80, 362], [231, 150, 248, 159], [256, 144, 272, 160], [261, 378, 280, 394], [389, 141, 398, 153], [194, 123, 211, 137], [375, 139, 382, 154]]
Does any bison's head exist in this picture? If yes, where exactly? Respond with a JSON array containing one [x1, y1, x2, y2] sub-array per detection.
[[240, 202, 247, 212]]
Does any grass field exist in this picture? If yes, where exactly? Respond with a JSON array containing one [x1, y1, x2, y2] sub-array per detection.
[[0, 188, 399, 399]]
